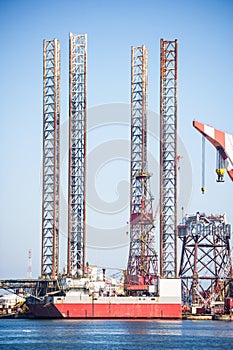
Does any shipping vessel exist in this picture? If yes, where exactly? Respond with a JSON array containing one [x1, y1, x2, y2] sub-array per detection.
[[26, 267, 182, 319]]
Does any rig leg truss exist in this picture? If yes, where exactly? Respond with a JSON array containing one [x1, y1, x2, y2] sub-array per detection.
[[67, 33, 87, 277], [179, 213, 232, 304], [41, 39, 61, 278], [160, 39, 178, 278], [127, 45, 157, 285]]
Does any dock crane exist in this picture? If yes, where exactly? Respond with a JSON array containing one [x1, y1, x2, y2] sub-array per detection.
[[193, 120, 233, 193]]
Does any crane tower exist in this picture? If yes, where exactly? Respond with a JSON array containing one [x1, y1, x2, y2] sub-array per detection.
[[67, 34, 87, 277], [127, 45, 157, 286], [41, 39, 60, 278], [160, 39, 178, 278]]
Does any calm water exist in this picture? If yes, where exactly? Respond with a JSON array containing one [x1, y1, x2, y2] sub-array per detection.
[[0, 319, 232, 349]]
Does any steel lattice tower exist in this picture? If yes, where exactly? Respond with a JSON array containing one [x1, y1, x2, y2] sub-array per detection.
[[127, 46, 157, 285], [41, 39, 60, 278], [160, 39, 178, 278], [67, 33, 87, 277], [178, 213, 232, 304]]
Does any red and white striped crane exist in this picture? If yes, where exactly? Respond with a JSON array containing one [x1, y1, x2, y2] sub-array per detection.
[[193, 120, 233, 193]]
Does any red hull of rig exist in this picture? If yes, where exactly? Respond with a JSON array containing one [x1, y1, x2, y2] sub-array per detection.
[[27, 302, 182, 319]]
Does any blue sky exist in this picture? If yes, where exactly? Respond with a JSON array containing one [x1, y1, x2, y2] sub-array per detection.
[[0, 0, 233, 279]]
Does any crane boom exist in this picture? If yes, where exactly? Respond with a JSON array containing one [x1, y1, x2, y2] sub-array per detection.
[[193, 120, 233, 181]]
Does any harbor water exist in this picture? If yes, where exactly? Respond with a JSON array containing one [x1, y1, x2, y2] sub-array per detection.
[[0, 319, 233, 349]]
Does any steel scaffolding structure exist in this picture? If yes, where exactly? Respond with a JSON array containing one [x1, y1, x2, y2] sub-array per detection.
[[67, 33, 87, 277], [41, 39, 60, 278], [160, 39, 178, 278], [178, 213, 232, 304], [127, 46, 157, 286]]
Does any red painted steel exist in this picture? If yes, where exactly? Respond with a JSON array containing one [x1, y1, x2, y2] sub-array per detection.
[[28, 301, 181, 319], [193, 120, 233, 181]]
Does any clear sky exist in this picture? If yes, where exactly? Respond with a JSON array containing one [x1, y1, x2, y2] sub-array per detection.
[[0, 0, 233, 279]]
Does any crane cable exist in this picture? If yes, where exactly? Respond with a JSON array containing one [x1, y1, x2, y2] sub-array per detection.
[[201, 135, 206, 194]]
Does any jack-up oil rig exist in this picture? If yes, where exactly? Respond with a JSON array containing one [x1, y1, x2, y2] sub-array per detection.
[[0, 35, 233, 319]]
